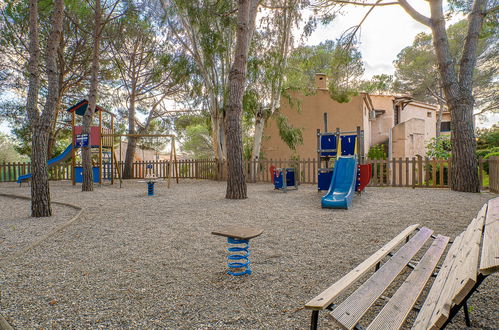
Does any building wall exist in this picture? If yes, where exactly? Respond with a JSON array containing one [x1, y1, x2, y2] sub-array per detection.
[[400, 102, 436, 145], [262, 87, 443, 161], [370, 95, 395, 146], [392, 118, 427, 159], [261, 90, 366, 160]]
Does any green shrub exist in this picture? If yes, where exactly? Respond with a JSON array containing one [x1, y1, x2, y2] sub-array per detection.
[[425, 163, 449, 185], [368, 144, 387, 160], [426, 136, 451, 159], [477, 147, 499, 160], [476, 149, 491, 158]]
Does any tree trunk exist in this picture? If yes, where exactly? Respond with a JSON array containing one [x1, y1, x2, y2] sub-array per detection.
[[428, 0, 480, 192], [449, 102, 479, 191], [123, 88, 137, 179], [123, 138, 137, 178], [31, 128, 52, 217], [26, 0, 40, 132], [435, 88, 444, 138], [47, 99, 62, 158], [224, 0, 259, 199], [25, 0, 64, 217], [211, 112, 226, 161], [25, 0, 47, 217], [250, 108, 265, 181], [252, 108, 265, 161], [82, 0, 102, 191]]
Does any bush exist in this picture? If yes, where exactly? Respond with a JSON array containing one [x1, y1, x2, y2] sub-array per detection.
[[426, 136, 451, 159], [477, 147, 499, 159], [476, 125, 499, 149], [368, 144, 387, 160]]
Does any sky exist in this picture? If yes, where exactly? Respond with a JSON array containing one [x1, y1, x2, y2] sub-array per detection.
[[306, 1, 432, 79], [305, 2, 498, 127]]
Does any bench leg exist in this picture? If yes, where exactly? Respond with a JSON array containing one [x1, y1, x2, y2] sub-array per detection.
[[310, 310, 319, 330], [463, 301, 471, 327], [441, 274, 487, 329]]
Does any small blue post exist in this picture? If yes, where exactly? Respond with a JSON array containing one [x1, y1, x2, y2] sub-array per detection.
[[227, 237, 251, 276], [147, 181, 155, 196]]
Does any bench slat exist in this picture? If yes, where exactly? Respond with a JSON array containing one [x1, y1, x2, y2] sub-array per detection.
[[367, 234, 449, 330], [305, 224, 419, 310], [413, 207, 486, 330], [480, 197, 499, 275], [451, 204, 486, 306], [412, 233, 464, 330], [430, 217, 479, 329], [330, 227, 433, 329]]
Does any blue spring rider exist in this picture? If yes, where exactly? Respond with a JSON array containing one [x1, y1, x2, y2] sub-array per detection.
[[227, 237, 252, 275], [139, 164, 161, 196], [147, 181, 156, 196], [211, 226, 264, 276]]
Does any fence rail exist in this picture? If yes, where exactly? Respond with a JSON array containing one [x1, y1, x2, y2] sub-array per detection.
[[0, 157, 491, 190]]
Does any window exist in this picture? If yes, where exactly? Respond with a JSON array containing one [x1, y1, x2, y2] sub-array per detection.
[[394, 105, 400, 125], [441, 121, 451, 132], [427, 112, 432, 118]]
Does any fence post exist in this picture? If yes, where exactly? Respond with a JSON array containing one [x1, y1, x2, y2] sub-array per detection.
[[411, 157, 416, 188], [478, 157, 484, 191], [489, 156, 499, 193]]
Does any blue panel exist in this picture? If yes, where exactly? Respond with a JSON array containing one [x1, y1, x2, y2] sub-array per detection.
[[340, 135, 357, 156], [320, 135, 337, 157], [285, 168, 295, 186], [74, 167, 100, 183], [318, 169, 333, 191], [75, 134, 89, 148], [273, 169, 285, 189]]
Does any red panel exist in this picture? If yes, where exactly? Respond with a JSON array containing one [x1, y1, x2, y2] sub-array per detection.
[[358, 164, 372, 192], [270, 165, 276, 183], [73, 126, 101, 146]]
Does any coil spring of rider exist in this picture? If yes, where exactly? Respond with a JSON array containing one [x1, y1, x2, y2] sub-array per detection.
[[147, 181, 155, 196], [227, 237, 251, 276]]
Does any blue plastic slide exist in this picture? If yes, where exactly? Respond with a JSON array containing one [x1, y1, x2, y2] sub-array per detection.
[[321, 156, 358, 209], [17, 144, 73, 183]]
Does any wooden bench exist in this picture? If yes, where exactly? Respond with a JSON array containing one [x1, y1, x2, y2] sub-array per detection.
[[305, 197, 498, 329]]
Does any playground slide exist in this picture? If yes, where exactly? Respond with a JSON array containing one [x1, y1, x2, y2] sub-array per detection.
[[17, 144, 73, 183], [321, 156, 358, 209]]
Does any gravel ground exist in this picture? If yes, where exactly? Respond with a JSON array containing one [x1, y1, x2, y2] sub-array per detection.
[[0, 195, 77, 261], [0, 180, 497, 329]]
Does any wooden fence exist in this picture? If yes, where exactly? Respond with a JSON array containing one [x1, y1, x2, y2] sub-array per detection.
[[489, 156, 499, 193], [0, 157, 491, 190]]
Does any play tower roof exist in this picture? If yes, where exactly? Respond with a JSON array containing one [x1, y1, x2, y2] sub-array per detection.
[[66, 99, 115, 117]]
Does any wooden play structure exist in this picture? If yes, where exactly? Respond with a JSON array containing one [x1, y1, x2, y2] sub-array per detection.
[[305, 197, 498, 329], [68, 99, 116, 185], [67, 100, 178, 186]]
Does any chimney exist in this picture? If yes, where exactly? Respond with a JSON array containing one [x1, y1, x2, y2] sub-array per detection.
[[315, 73, 328, 89]]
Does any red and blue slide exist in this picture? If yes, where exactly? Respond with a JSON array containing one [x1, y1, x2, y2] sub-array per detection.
[[17, 144, 73, 183]]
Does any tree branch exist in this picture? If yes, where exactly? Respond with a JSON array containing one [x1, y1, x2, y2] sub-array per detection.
[[397, 0, 431, 26], [324, 0, 398, 6]]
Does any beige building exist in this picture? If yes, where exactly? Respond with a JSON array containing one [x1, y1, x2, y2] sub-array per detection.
[[262, 74, 449, 160]]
